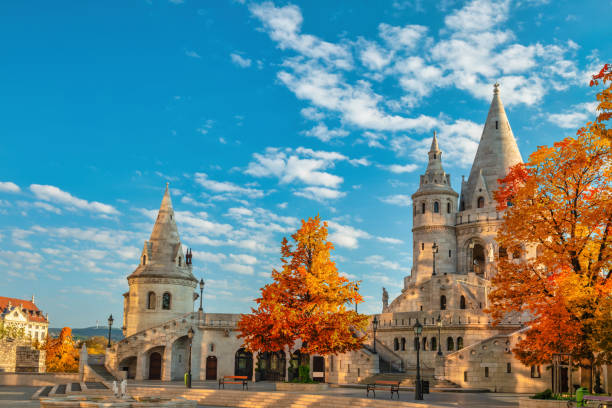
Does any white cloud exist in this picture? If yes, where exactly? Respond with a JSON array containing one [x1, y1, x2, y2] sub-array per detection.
[[362, 254, 410, 272], [327, 221, 371, 249], [185, 50, 200, 58], [33, 201, 62, 214], [29, 184, 119, 215], [380, 194, 412, 207], [229, 253, 258, 265], [300, 107, 325, 121], [548, 102, 597, 129], [245, 147, 344, 189], [294, 186, 346, 202], [194, 173, 264, 199], [385, 164, 418, 173], [376, 236, 404, 245], [230, 53, 252, 68], [223, 263, 255, 275], [303, 123, 348, 142], [378, 23, 428, 50], [0, 181, 21, 193]]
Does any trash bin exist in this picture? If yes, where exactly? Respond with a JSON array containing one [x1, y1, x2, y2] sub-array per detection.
[[576, 387, 589, 408], [422, 380, 430, 394]]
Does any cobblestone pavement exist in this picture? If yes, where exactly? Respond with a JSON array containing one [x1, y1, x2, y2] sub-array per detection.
[[0, 383, 525, 408]]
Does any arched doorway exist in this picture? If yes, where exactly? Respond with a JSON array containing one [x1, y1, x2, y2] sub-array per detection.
[[149, 352, 162, 380], [170, 336, 189, 381], [472, 244, 485, 275], [288, 349, 310, 382], [206, 356, 217, 380], [234, 348, 253, 380], [257, 351, 286, 381], [119, 356, 137, 379]]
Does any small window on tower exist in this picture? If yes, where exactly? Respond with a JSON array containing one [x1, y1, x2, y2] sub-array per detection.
[[447, 202, 451, 213], [433, 154, 436, 159], [449, 250, 452, 258], [434, 202, 440, 213], [422, 202, 426, 214], [495, 121, 498, 129], [477, 197, 485, 208], [422, 243, 425, 250]]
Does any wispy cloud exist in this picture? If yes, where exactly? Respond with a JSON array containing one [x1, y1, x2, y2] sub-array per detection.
[[0, 181, 20, 193], [230, 53, 252, 68], [29, 184, 119, 215]]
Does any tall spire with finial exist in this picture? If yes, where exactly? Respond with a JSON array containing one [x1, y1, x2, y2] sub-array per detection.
[[461, 83, 523, 209], [426, 131, 443, 173]]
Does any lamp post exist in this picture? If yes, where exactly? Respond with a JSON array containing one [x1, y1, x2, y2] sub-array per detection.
[[436, 315, 443, 356], [372, 316, 379, 353], [432, 243, 439, 276], [186, 327, 194, 388], [414, 319, 423, 400], [198, 278, 205, 311], [107, 314, 114, 348]]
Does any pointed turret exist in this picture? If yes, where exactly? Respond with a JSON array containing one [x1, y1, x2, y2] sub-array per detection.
[[127, 184, 195, 280], [415, 131, 454, 193], [461, 84, 522, 210], [426, 131, 443, 173]]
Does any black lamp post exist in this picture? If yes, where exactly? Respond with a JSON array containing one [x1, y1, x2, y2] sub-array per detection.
[[372, 316, 379, 353], [414, 319, 423, 400], [432, 242, 439, 276], [198, 278, 205, 311], [186, 327, 194, 388], [437, 315, 443, 356], [107, 314, 114, 348]]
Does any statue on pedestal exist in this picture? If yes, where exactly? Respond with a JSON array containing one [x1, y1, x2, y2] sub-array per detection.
[[382, 287, 389, 310]]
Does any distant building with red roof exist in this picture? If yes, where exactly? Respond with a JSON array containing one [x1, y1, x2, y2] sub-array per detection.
[[0, 295, 49, 341]]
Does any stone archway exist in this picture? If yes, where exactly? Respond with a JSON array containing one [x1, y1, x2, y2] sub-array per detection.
[[118, 356, 137, 379], [170, 336, 189, 381], [149, 352, 162, 380], [235, 348, 253, 380], [257, 351, 286, 381]]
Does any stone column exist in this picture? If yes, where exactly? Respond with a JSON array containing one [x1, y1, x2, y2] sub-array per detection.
[[162, 344, 172, 381], [135, 351, 146, 381]]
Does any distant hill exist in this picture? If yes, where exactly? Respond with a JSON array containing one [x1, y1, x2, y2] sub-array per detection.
[[49, 327, 124, 341]]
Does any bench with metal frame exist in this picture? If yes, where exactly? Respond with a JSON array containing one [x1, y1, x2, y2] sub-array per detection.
[[218, 375, 248, 390], [366, 380, 400, 399]]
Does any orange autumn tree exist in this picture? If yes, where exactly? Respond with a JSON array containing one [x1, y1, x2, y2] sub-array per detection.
[[489, 65, 612, 370], [44, 327, 80, 372], [237, 215, 369, 355]]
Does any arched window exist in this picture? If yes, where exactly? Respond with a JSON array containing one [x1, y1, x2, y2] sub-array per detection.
[[477, 197, 485, 208], [434, 202, 440, 213], [447, 337, 454, 351], [472, 244, 485, 274], [499, 246, 508, 259], [162, 292, 171, 310], [423, 337, 428, 351], [447, 202, 451, 213], [460, 295, 466, 310], [393, 338, 399, 351], [421, 202, 426, 214], [460, 201, 465, 211], [457, 337, 464, 349], [414, 337, 419, 351], [421, 243, 424, 250], [433, 154, 437, 159], [401, 337, 406, 351], [142, 255, 147, 265], [431, 337, 437, 351], [440, 295, 447, 310], [178, 257, 182, 266], [147, 292, 156, 310]]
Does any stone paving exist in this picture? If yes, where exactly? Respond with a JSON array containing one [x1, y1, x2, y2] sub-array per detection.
[[0, 382, 525, 408]]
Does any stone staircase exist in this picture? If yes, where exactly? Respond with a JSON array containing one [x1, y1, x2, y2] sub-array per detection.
[[32, 382, 110, 400], [89, 363, 117, 383], [358, 372, 460, 389]]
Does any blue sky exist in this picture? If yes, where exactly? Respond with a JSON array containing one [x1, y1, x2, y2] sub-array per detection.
[[0, 0, 609, 328]]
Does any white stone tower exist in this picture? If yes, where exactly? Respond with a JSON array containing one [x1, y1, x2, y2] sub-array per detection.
[[411, 132, 459, 284], [456, 84, 523, 280], [122, 184, 198, 337]]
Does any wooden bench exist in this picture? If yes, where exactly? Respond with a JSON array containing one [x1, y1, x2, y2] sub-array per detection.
[[366, 380, 400, 399], [218, 375, 248, 390], [584, 395, 612, 408]]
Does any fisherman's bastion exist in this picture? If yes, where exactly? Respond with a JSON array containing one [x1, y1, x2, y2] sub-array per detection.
[[96, 85, 610, 395]]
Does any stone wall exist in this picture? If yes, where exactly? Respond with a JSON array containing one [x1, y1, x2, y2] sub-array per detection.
[[0, 338, 45, 373], [0, 372, 78, 386], [325, 348, 378, 384]]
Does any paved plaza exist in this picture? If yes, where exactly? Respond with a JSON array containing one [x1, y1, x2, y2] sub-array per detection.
[[0, 381, 528, 408]]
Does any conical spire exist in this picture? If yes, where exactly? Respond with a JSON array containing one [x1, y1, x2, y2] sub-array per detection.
[[462, 84, 522, 209], [128, 184, 196, 281], [149, 183, 180, 244], [426, 131, 443, 173]]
